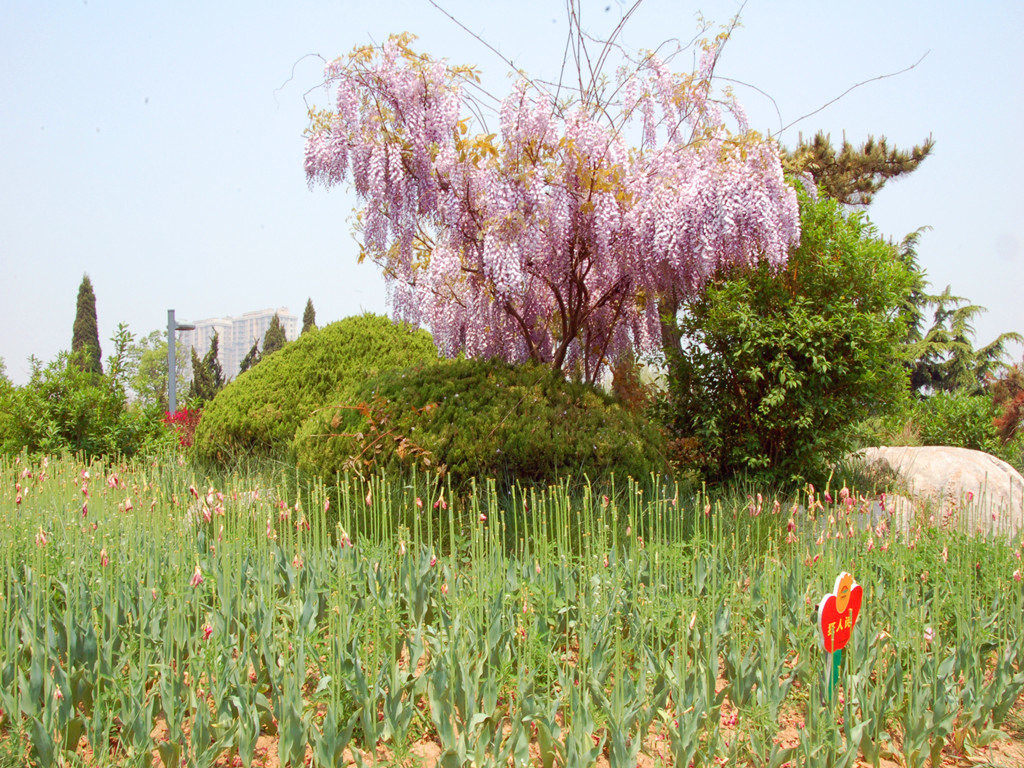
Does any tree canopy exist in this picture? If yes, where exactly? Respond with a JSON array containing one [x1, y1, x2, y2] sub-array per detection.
[[262, 314, 287, 357], [302, 298, 317, 334], [188, 333, 225, 404], [659, 190, 915, 485], [305, 22, 799, 382], [238, 340, 261, 374], [72, 274, 103, 375], [782, 131, 934, 207]]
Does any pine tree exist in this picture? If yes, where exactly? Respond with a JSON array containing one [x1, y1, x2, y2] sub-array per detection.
[[782, 131, 934, 206], [238, 340, 261, 374], [262, 315, 287, 356], [72, 274, 103, 375], [302, 298, 317, 334]]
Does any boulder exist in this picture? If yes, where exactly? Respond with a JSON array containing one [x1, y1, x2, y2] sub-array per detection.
[[852, 446, 1024, 537]]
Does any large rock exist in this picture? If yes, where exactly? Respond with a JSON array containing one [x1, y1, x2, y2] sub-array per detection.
[[852, 446, 1024, 537]]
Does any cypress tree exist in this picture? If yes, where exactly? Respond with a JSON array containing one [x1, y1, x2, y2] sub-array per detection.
[[302, 298, 317, 334], [72, 274, 103, 374], [262, 314, 287, 356], [188, 348, 213, 402], [188, 333, 226, 403], [238, 340, 261, 374], [204, 332, 225, 393]]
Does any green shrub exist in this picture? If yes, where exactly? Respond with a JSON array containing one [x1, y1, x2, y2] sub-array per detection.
[[0, 350, 171, 459], [193, 314, 437, 464], [861, 390, 1024, 471], [657, 190, 915, 487], [292, 358, 667, 492]]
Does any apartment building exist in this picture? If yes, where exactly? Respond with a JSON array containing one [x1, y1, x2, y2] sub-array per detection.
[[178, 307, 299, 379]]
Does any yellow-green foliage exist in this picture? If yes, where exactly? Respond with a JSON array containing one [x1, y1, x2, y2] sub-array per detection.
[[293, 358, 667, 491], [193, 314, 437, 464]]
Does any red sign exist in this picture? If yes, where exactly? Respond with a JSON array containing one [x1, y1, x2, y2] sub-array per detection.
[[817, 572, 862, 653]]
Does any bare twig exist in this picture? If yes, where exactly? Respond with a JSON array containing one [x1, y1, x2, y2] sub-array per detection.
[[276, 53, 327, 108], [774, 52, 930, 138], [426, 0, 555, 101], [715, 76, 783, 133]]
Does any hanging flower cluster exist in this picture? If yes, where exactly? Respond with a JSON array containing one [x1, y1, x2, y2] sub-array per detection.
[[305, 32, 799, 382]]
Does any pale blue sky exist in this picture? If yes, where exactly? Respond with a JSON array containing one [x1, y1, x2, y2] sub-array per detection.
[[2, 0, 1021, 384]]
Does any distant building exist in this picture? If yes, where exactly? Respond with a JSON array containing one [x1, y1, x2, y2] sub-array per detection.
[[178, 307, 299, 379]]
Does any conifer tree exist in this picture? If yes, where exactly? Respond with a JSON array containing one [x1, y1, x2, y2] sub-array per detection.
[[302, 298, 317, 334], [187, 333, 226, 402], [897, 232, 1022, 395], [188, 348, 212, 402], [782, 131, 934, 206], [262, 315, 287, 356], [204, 332, 225, 393], [238, 340, 261, 374], [72, 274, 103, 375]]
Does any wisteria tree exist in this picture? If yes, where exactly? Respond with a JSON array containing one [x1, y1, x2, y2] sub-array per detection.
[[305, 10, 800, 383]]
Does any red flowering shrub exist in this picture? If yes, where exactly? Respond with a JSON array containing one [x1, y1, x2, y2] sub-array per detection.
[[163, 409, 201, 448]]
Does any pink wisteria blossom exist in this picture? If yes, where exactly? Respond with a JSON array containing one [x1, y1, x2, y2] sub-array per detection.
[[305, 31, 799, 382]]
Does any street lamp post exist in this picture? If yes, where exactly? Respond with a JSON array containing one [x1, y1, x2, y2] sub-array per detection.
[[167, 309, 195, 413]]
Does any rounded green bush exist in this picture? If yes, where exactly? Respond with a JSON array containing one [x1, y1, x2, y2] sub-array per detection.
[[193, 314, 438, 464], [292, 357, 668, 491]]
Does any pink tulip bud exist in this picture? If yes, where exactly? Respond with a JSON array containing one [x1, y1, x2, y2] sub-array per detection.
[[202, 624, 213, 641], [190, 565, 204, 587], [100, 548, 109, 567]]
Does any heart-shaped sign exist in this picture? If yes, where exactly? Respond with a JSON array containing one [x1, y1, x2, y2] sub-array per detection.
[[817, 572, 862, 652]]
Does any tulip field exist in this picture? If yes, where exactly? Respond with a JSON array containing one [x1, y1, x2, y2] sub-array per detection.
[[2, 454, 1024, 767]]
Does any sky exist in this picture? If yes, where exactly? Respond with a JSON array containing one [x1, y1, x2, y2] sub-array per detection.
[[2, 0, 1022, 385]]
